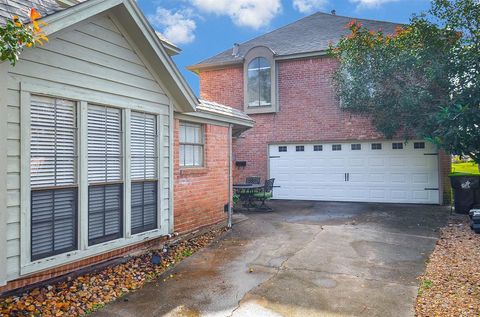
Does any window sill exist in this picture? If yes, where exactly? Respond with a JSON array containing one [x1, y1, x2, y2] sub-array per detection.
[[20, 228, 168, 276], [245, 105, 277, 115], [180, 167, 209, 176]]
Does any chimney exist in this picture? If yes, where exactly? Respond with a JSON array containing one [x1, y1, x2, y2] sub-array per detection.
[[331, 10, 336, 15], [232, 43, 240, 57]]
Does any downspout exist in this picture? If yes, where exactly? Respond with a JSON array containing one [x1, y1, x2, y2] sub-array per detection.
[[228, 124, 233, 228]]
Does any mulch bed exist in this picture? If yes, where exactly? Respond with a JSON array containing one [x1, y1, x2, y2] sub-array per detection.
[[416, 216, 480, 316], [0, 227, 227, 317]]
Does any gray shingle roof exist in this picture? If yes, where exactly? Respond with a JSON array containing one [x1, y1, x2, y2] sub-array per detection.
[[189, 12, 400, 69], [198, 99, 254, 123], [0, 0, 62, 25]]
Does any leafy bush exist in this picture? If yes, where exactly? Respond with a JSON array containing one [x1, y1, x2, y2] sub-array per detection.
[[0, 8, 48, 65]]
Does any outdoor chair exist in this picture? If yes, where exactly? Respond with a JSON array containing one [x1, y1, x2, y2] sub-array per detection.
[[246, 176, 261, 185], [235, 176, 261, 196], [254, 178, 275, 211]]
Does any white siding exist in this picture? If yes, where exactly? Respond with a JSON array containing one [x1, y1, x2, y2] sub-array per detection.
[[6, 15, 172, 281]]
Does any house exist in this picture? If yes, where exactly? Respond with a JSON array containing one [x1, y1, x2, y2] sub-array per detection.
[[0, 0, 253, 293], [189, 12, 451, 206]]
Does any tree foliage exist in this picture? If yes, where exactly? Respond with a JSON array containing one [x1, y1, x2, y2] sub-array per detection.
[[0, 8, 48, 65], [329, 0, 480, 163]]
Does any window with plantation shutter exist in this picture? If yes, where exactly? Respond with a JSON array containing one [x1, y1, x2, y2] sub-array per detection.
[[131, 112, 158, 234], [87, 105, 123, 245], [30, 96, 78, 260], [179, 122, 204, 167]]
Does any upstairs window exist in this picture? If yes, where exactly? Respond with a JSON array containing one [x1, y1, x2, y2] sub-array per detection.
[[247, 57, 271, 107]]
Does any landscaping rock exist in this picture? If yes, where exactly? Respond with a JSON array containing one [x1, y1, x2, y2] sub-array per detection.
[[0, 228, 226, 316], [416, 217, 480, 316]]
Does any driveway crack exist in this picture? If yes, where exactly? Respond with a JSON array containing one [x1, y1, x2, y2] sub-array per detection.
[[226, 228, 324, 316]]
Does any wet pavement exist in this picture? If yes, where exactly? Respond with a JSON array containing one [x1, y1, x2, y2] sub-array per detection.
[[95, 201, 450, 317]]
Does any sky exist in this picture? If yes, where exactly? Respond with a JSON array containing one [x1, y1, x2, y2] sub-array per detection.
[[136, 0, 432, 95]]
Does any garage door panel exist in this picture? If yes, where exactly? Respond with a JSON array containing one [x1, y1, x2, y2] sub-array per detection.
[[369, 157, 386, 167], [269, 141, 440, 204]]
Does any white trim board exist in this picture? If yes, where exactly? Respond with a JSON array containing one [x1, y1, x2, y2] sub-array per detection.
[[0, 62, 9, 286]]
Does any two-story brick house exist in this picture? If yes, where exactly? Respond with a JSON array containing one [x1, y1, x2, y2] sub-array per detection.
[[189, 12, 451, 205]]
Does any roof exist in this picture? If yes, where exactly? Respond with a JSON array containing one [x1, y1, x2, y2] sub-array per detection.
[[0, 0, 181, 54], [188, 12, 399, 70], [179, 99, 254, 136], [197, 99, 254, 123], [0, 0, 62, 24]]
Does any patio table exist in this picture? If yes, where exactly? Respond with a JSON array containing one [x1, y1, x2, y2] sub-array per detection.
[[233, 184, 264, 210]]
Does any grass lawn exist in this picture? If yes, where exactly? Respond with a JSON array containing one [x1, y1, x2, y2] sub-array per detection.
[[450, 161, 479, 176]]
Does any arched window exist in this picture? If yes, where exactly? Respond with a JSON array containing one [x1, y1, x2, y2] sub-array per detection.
[[247, 57, 271, 107]]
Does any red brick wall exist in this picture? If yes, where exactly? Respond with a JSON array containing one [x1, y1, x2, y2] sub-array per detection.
[[439, 150, 452, 204], [173, 119, 230, 233], [198, 56, 451, 202], [200, 66, 243, 107], [200, 57, 382, 183]]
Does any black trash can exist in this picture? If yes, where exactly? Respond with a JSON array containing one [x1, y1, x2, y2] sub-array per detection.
[[450, 176, 480, 214]]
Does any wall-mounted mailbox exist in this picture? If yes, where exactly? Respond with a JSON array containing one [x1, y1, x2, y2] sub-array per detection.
[[235, 161, 247, 167]]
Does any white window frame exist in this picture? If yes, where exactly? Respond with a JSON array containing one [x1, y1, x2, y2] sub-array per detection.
[[179, 121, 205, 168], [19, 83, 170, 275]]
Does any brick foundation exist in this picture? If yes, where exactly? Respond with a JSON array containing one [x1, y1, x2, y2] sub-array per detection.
[[0, 236, 167, 295]]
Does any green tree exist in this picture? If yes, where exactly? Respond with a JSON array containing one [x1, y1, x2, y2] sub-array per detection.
[[0, 8, 48, 65], [329, 0, 479, 164]]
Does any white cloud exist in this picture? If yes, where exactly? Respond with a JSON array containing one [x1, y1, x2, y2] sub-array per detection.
[[190, 0, 282, 29], [350, 0, 400, 8], [293, 0, 329, 13], [149, 8, 197, 45]]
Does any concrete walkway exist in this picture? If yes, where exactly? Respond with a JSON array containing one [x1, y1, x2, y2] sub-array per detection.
[[95, 201, 450, 317]]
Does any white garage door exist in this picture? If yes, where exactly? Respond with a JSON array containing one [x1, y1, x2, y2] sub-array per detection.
[[269, 141, 440, 204]]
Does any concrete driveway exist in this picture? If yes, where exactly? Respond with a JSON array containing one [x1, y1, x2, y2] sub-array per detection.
[[95, 201, 450, 317]]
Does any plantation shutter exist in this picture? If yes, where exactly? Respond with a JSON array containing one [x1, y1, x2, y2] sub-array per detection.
[[87, 105, 123, 245], [130, 112, 158, 234], [31, 189, 77, 260], [88, 184, 123, 244], [30, 96, 78, 260], [87, 105, 122, 183]]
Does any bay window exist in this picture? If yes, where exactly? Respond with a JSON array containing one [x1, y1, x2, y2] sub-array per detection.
[[30, 96, 78, 260], [130, 112, 158, 234], [87, 105, 123, 245]]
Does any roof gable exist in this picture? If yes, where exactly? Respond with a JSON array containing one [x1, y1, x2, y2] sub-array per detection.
[[0, 0, 182, 55], [188, 12, 399, 71], [1, 0, 198, 112]]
